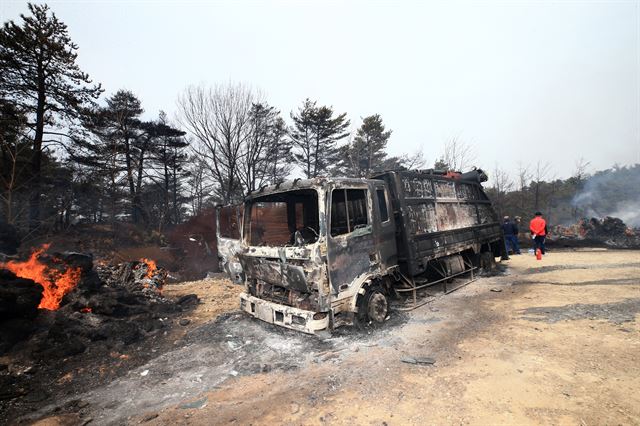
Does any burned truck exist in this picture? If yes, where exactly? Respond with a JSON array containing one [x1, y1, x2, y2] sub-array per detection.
[[217, 169, 504, 334]]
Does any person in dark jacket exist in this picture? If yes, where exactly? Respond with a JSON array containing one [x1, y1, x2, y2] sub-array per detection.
[[514, 216, 523, 251], [502, 216, 521, 255]]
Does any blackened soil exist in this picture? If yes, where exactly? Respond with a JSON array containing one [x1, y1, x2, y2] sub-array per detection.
[[0, 307, 193, 424], [520, 298, 640, 324], [7, 308, 409, 425], [522, 262, 640, 275], [512, 278, 640, 286]]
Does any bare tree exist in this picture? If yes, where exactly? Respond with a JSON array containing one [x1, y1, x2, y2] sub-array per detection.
[[573, 157, 591, 185], [0, 140, 26, 224], [391, 149, 428, 171], [515, 161, 530, 204], [185, 148, 215, 216], [0, 105, 31, 224], [437, 137, 477, 171], [533, 160, 552, 211], [177, 83, 254, 204], [238, 103, 291, 193], [489, 163, 514, 218], [571, 157, 591, 219]]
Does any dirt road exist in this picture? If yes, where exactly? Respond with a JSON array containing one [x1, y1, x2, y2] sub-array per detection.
[[28, 249, 640, 425]]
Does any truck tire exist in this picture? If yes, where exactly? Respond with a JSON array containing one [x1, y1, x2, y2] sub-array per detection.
[[357, 284, 388, 325], [480, 251, 494, 273]]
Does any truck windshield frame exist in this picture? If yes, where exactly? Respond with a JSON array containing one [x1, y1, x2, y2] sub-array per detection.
[[245, 189, 320, 247], [330, 188, 369, 237]]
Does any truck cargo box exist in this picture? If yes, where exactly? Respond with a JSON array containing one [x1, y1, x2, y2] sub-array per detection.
[[373, 169, 503, 276]]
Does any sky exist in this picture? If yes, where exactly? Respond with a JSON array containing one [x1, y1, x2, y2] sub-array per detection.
[[1, 0, 639, 182]]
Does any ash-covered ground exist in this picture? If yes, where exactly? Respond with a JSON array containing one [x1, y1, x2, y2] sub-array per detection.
[[3, 249, 640, 425]]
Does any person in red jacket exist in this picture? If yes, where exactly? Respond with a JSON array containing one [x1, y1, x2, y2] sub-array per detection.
[[529, 211, 548, 255]]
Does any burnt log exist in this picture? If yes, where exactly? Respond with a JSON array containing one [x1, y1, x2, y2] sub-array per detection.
[[0, 270, 44, 353], [58, 252, 94, 273], [0, 269, 43, 320], [177, 293, 199, 307]]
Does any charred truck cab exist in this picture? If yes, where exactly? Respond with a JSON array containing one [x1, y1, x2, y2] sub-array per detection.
[[219, 169, 504, 335]]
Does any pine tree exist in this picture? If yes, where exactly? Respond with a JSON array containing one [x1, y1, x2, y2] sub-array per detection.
[[103, 90, 147, 223], [433, 158, 450, 170], [290, 99, 350, 178], [338, 114, 392, 177], [289, 99, 316, 179], [148, 111, 188, 226], [70, 90, 147, 226], [70, 106, 126, 228], [0, 3, 102, 230], [263, 117, 293, 184]]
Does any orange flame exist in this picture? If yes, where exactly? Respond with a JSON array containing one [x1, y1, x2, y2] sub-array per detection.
[[80, 307, 92, 313], [140, 258, 157, 279], [1, 244, 82, 310]]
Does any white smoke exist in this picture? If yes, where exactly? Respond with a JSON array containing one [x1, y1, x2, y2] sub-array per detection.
[[609, 200, 640, 228], [571, 166, 640, 228]]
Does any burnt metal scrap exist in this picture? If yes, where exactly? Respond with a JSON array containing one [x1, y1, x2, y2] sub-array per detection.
[[217, 205, 245, 283], [217, 169, 505, 335]]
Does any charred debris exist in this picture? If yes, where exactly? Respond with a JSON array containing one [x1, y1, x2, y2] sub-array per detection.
[[549, 216, 640, 249], [0, 251, 198, 356], [0, 248, 199, 390]]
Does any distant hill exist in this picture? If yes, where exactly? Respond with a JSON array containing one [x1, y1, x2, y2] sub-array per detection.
[[487, 164, 640, 227]]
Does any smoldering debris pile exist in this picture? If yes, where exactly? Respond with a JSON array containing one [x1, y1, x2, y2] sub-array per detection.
[[550, 216, 640, 249], [0, 251, 199, 358], [96, 258, 166, 297]]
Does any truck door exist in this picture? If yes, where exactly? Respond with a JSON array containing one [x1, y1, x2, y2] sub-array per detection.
[[216, 204, 244, 283], [374, 183, 397, 268], [326, 187, 375, 293]]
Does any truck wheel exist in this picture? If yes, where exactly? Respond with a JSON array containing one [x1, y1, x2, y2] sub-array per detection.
[[357, 284, 388, 324], [480, 251, 494, 273]]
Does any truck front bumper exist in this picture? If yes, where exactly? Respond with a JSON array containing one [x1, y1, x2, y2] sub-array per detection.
[[239, 293, 330, 335]]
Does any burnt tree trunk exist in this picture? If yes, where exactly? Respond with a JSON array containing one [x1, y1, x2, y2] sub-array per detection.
[[29, 62, 46, 232], [135, 147, 148, 226], [171, 161, 177, 225]]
